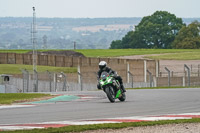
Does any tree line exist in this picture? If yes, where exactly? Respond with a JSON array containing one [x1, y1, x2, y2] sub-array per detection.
[[110, 11, 200, 49]]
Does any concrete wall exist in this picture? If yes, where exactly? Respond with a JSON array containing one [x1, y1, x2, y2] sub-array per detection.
[[0, 53, 158, 87], [128, 59, 144, 82], [0, 53, 7, 64], [156, 76, 200, 87], [156, 77, 183, 87]]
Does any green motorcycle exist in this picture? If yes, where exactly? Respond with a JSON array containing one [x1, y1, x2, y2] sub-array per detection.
[[99, 71, 126, 103]]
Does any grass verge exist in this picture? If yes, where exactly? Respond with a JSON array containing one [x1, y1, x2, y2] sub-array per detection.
[[0, 93, 50, 104], [3, 118, 200, 133], [0, 64, 77, 74]]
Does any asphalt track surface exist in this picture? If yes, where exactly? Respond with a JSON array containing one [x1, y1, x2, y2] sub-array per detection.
[[0, 88, 200, 125]]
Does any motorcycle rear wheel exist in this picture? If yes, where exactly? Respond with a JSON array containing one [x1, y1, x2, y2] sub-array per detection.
[[118, 92, 126, 102]]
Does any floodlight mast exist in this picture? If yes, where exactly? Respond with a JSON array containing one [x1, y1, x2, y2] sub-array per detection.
[[32, 6, 37, 72], [32, 6, 37, 91]]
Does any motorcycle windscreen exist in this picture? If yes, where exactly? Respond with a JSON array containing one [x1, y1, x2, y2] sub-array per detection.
[[101, 72, 109, 81]]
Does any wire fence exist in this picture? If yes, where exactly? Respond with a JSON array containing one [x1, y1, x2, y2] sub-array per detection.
[[1, 64, 200, 93]]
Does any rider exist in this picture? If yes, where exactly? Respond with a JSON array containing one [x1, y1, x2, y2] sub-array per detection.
[[97, 61, 126, 92]]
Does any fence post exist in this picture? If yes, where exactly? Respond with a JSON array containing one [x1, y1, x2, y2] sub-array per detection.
[[165, 67, 171, 87], [47, 70, 52, 92], [77, 64, 83, 91], [183, 76, 185, 87], [78, 65, 81, 83], [184, 64, 190, 86], [33, 70, 38, 92], [147, 70, 152, 87], [22, 69, 25, 92], [144, 60, 147, 82], [54, 73, 57, 92], [78, 72, 83, 91], [128, 71, 134, 88], [21, 69, 25, 92], [127, 63, 130, 83], [156, 60, 159, 77], [153, 76, 157, 87], [26, 70, 29, 92], [61, 72, 67, 91], [21, 69, 29, 93]]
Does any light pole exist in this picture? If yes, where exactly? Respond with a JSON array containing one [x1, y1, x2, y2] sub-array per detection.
[[32, 7, 37, 72], [32, 7, 37, 92]]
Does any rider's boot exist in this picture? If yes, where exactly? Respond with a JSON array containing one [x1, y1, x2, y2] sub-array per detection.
[[120, 84, 126, 92]]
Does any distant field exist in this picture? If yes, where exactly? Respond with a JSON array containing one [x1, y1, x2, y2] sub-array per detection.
[[0, 49, 200, 60], [72, 24, 133, 32], [0, 64, 77, 74]]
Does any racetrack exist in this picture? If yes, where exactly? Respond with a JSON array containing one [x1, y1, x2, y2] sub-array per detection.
[[0, 88, 200, 126]]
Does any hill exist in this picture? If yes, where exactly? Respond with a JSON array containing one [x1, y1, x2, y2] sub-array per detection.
[[0, 17, 199, 49]]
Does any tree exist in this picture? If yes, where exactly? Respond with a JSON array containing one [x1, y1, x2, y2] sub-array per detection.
[[171, 21, 200, 49], [110, 11, 185, 49], [110, 40, 122, 49]]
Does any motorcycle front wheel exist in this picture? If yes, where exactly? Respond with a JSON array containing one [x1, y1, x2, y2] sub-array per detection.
[[105, 86, 115, 103]]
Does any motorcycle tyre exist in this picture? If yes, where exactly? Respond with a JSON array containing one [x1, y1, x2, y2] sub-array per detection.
[[118, 92, 126, 102], [105, 87, 115, 103]]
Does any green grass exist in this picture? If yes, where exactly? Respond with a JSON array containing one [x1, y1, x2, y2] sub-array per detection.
[[0, 64, 77, 74], [146, 52, 200, 60], [75, 49, 199, 57], [0, 49, 50, 54], [3, 118, 200, 133], [0, 93, 50, 104], [1, 49, 200, 59], [0, 49, 199, 56], [0, 50, 31, 53]]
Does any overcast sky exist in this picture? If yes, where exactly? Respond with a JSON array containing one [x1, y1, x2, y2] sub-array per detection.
[[0, 0, 199, 18]]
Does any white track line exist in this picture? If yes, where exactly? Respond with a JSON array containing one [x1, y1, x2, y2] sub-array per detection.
[[42, 121, 121, 125], [0, 126, 44, 130], [0, 105, 35, 109]]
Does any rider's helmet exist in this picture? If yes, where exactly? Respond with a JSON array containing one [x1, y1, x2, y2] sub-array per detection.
[[99, 61, 107, 71]]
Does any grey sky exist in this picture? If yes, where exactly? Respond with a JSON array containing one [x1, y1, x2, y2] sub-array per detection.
[[0, 0, 199, 18]]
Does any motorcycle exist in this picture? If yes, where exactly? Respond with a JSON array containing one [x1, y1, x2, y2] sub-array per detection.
[[99, 71, 126, 103]]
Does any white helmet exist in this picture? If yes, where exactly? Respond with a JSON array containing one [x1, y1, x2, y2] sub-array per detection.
[[99, 61, 107, 70]]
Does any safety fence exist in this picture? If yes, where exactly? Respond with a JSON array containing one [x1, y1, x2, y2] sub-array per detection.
[[147, 64, 200, 87], [0, 70, 150, 93], [1, 63, 200, 93]]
